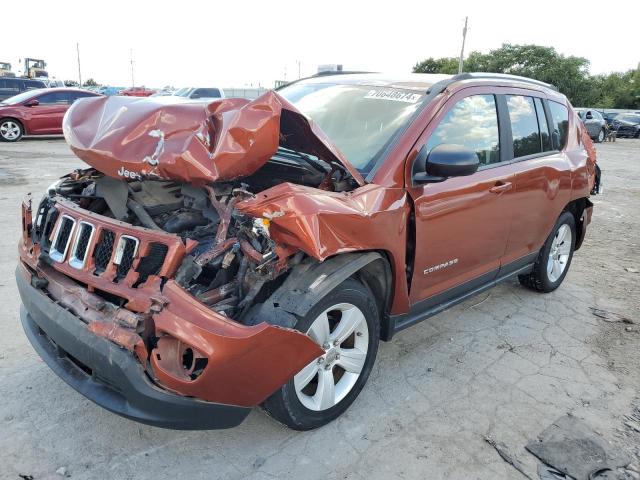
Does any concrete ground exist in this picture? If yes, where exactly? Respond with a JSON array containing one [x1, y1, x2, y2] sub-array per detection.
[[0, 137, 638, 480]]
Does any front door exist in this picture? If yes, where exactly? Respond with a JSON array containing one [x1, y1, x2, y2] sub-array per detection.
[[407, 91, 517, 304]]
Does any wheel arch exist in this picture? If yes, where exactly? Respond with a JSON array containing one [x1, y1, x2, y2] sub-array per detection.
[[563, 197, 592, 251], [245, 251, 394, 339]]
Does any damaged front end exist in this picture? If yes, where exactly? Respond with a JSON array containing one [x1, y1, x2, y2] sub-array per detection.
[[17, 91, 379, 428]]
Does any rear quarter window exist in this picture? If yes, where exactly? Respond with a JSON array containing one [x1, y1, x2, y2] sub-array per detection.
[[548, 101, 569, 150]]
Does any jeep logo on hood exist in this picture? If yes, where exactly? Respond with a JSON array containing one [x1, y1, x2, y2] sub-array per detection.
[[117, 166, 142, 180]]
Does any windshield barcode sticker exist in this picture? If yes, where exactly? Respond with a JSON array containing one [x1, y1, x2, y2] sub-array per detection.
[[364, 90, 422, 103]]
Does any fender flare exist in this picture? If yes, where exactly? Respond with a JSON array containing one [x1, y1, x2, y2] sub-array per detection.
[[245, 252, 389, 329]]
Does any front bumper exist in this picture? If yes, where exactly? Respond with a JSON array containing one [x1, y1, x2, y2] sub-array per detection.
[[17, 266, 251, 430]]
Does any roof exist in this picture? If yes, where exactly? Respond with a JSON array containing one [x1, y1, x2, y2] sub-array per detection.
[[294, 72, 558, 94], [295, 73, 453, 91]]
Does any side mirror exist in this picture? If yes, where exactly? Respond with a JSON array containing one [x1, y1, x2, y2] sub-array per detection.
[[413, 144, 479, 184], [585, 112, 593, 120], [190, 93, 201, 99], [24, 99, 39, 107]]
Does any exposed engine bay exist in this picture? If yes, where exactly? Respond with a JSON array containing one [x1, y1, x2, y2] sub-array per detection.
[[34, 147, 358, 324]]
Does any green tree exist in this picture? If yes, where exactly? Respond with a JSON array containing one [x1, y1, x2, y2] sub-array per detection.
[[83, 78, 99, 87], [412, 44, 640, 108], [64, 80, 79, 87]]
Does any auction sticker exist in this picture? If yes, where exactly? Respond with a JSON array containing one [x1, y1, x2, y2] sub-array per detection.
[[364, 89, 422, 103]]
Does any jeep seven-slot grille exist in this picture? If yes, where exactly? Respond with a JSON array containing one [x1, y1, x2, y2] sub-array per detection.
[[43, 210, 170, 286], [93, 230, 115, 274]]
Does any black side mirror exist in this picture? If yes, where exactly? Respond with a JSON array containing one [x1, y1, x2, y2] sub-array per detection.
[[191, 93, 201, 99], [413, 144, 479, 184], [24, 98, 39, 107], [585, 112, 593, 120]]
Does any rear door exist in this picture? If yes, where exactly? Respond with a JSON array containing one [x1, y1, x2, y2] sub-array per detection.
[[501, 96, 572, 268], [27, 91, 71, 134], [407, 89, 518, 304]]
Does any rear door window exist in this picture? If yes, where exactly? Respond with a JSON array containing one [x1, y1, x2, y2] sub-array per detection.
[[426, 94, 500, 166], [534, 98, 552, 151], [506, 95, 542, 158], [548, 101, 569, 150], [68, 91, 96, 103]]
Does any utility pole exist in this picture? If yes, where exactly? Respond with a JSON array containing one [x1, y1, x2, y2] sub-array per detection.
[[458, 16, 468, 74], [297, 60, 301, 79], [76, 43, 82, 86], [130, 49, 135, 87]]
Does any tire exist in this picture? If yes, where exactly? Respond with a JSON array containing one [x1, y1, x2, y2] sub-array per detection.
[[263, 278, 380, 430], [0, 118, 24, 142], [595, 128, 605, 143], [518, 211, 576, 293]]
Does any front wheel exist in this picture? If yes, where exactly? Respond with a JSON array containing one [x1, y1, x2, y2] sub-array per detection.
[[519, 211, 576, 292], [0, 118, 23, 142], [263, 278, 379, 430], [595, 128, 605, 143]]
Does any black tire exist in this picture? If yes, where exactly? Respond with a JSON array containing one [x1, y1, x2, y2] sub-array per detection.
[[518, 211, 576, 293], [263, 278, 379, 430], [595, 128, 605, 143], [0, 118, 24, 142]]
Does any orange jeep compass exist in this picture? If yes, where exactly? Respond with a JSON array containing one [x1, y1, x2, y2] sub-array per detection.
[[17, 73, 601, 430]]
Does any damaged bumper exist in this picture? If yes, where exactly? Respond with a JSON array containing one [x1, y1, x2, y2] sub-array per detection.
[[17, 264, 250, 429]]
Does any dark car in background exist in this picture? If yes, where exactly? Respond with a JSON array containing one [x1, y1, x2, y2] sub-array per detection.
[[613, 113, 640, 138], [0, 88, 100, 142], [575, 108, 607, 143], [0, 78, 47, 102]]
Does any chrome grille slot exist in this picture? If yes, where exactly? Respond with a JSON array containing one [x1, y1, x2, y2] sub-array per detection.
[[93, 230, 115, 274], [69, 222, 95, 269], [114, 235, 139, 280], [49, 215, 76, 263]]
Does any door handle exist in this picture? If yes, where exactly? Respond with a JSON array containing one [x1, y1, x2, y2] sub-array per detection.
[[489, 181, 512, 194]]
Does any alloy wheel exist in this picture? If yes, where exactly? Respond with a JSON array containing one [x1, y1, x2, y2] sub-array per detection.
[[597, 129, 605, 142], [547, 224, 572, 282], [0, 121, 21, 141], [294, 303, 369, 411]]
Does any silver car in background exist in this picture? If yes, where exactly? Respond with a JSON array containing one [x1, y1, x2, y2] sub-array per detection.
[[575, 108, 607, 143]]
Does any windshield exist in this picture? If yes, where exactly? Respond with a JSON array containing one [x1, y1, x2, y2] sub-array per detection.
[[618, 114, 640, 123], [0, 89, 42, 105], [279, 83, 424, 172]]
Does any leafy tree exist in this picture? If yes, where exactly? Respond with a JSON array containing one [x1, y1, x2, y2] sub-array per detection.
[[83, 78, 99, 87], [413, 44, 639, 109], [64, 80, 79, 87]]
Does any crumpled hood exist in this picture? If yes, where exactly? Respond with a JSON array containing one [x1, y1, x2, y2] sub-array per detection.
[[63, 90, 364, 185]]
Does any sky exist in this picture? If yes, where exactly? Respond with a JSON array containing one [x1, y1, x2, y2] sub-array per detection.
[[2, 0, 638, 89]]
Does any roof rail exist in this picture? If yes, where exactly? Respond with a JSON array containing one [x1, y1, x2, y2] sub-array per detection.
[[428, 72, 558, 95]]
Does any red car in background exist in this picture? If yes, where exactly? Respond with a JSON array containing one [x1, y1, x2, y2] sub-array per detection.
[[118, 86, 156, 97], [0, 88, 100, 142]]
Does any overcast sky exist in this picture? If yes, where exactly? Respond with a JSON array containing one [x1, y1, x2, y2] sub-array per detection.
[[3, 0, 638, 88]]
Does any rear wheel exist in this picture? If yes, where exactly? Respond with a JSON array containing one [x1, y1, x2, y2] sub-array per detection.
[[263, 278, 379, 430], [0, 118, 23, 142], [519, 211, 576, 293]]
